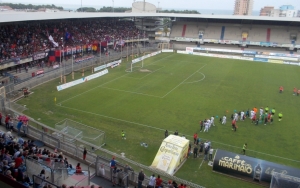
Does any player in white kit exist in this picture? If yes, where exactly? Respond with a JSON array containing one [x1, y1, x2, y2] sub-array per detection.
[[211, 116, 215, 126], [240, 111, 245, 121], [222, 115, 227, 125], [203, 121, 209, 132]]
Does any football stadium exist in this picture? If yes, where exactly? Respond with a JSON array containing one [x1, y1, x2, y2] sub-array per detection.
[[0, 2, 300, 188]]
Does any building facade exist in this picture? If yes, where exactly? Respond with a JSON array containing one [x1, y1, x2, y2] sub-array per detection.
[[233, 0, 254, 16], [259, 6, 274, 16], [269, 5, 297, 17], [270, 9, 280, 17]]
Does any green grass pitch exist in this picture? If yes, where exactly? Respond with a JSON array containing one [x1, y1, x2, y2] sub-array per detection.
[[17, 52, 300, 188]]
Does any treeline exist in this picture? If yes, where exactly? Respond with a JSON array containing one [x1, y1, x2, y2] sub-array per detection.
[[0, 3, 64, 10], [76, 6, 131, 12], [160, 9, 200, 14]]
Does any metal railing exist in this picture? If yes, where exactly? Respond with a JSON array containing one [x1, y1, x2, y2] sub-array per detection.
[[32, 175, 61, 188]]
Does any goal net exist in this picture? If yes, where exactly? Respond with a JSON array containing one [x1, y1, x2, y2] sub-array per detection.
[[270, 172, 300, 188], [54, 124, 83, 143], [54, 119, 106, 148], [126, 55, 144, 72], [126, 51, 162, 72]]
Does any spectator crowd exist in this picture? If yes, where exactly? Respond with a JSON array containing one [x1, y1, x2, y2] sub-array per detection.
[[0, 19, 146, 63]]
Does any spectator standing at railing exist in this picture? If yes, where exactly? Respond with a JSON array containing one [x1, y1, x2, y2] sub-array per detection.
[[138, 169, 145, 188], [148, 174, 156, 188], [17, 120, 23, 136], [155, 175, 163, 188], [83, 147, 87, 160], [5, 114, 10, 130], [110, 157, 116, 168], [34, 169, 48, 188]]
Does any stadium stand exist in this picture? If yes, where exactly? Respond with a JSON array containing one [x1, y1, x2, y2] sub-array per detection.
[[170, 21, 299, 45], [0, 19, 146, 64]]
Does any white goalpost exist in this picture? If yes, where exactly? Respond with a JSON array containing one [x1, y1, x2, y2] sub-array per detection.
[[126, 57, 144, 72], [125, 51, 162, 72]]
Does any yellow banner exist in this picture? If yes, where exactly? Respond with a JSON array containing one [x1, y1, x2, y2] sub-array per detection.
[[268, 59, 283, 64]]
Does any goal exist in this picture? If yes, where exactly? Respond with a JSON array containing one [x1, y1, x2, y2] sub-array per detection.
[[54, 125, 83, 143], [270, 172, 300, 188], [126, 56, 144, 72], [54, 119, 106, 147]]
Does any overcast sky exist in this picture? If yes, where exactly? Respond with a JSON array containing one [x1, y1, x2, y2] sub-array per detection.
[[2, 0, 299, 10]]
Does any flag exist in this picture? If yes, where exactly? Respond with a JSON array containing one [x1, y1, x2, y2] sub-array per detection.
[[54, 97, 56, 103], [48, 35, 58, 47]]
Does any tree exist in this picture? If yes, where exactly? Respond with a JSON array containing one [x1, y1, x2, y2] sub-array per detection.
[[76, 7, 96, 12], [0, 3, 64, 10], [98, 6, 130, 12], [163, 27, 170, 37], [163, 18, 170, 25]]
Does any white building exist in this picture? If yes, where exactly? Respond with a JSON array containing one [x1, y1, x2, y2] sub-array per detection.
[[269, 5, 297, 17], [270, 9, 280, 17]]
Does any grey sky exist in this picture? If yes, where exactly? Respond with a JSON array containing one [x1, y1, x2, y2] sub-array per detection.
[[2, 0, 299, 10]]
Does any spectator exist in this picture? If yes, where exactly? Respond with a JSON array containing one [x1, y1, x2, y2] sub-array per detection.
[[83, 147, 87, 160], [6, 170, 16, 181], [76, 163, 82, 173], [99, 164, 105, 177], [34, 169, 48, 188], [148, 174, 156, 188], [110, 157, 116, 168], [112, 166, 119, 187], [138, 169, 145, 188], [155, 175, 163, 188]]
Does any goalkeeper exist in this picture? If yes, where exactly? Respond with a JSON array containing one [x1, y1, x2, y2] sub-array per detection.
[[278, 112, 283, 122], [121, 130, 126, 139]]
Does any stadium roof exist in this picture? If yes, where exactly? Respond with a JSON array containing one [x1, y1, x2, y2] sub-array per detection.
[[1, 12, 300, 25]]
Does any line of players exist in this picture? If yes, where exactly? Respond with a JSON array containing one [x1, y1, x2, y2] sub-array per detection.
[[222, 107, 282, 129], [199, 116, 215, 132], [199, 107, 283, 133]]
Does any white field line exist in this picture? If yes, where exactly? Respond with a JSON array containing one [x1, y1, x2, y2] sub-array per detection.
[[99, 86, 162, 98], [199, 159, 205, 169], [56, 104, 300, 164], [57, 104, 166, 131], [161, 64, 207, 98], [59, 53, 174, 104], [184, 72, 206, 84], [125, 65, 165, 80]]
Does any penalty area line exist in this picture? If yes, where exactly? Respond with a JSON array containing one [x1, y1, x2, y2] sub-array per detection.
[[57, 104, 166, 132], [59, 53, 175, 104]]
